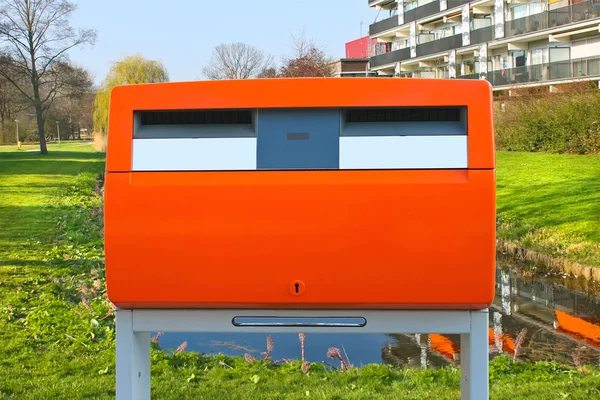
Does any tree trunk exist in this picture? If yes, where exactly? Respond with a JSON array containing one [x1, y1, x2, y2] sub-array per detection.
[[27, 25, 47, 154], [30, 71, 47, 154], [34, 100, 47, 154]]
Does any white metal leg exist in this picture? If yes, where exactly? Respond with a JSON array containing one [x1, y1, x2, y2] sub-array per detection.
[[116, 309, 151, 400], [460, 331, 471, 399], [115, 308, 489, 400], [461, 309, 489, 400]]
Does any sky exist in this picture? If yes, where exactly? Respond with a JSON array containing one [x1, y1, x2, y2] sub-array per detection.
[[69, 1, 378, 85]]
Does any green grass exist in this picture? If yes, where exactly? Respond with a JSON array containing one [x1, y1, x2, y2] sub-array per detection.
[[496, 152, 600, 267], [0, 141, 94, 152], [1, 145, 600, 399]]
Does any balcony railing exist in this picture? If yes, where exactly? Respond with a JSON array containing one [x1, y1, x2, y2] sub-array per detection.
[[505, 2, 600, 38], [370, 15, 400, 36], [484, 56, 600, 86], [456, 73, 480, 80], [470, 25, 493, 45], [447, 0, 471, 10], [414, 1, 441, 20], [416, 34, 462, 57], [403, 1, 441, 24], [370, 47, 411, 68], [573, 57, 600, 77]]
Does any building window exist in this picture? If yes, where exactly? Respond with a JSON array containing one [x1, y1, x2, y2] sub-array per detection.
[[550, 47, 570, 62], [511, 50, 527, 67], [471, 14, 492, 30], [510, 1, 544, 20], [392, 38, 409, 51], [530, 48, 549, 65], [417, 0, 435, 7], [405, 1, 418, 12], [462, 59, 476, 75]]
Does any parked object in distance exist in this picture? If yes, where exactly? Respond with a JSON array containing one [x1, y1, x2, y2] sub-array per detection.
[[104, 78, 496, 310]]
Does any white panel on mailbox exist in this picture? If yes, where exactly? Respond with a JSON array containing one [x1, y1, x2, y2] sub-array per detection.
[[339, 136, 468, 169], [132, 138, 257, 171]]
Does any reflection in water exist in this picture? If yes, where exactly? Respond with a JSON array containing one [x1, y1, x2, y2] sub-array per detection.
[[492, 257, 600, 366], [158, 258, 600, 368]]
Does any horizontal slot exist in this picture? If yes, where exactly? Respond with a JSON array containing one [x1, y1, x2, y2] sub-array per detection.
[[342, 107, 467, 137], [339, 136, 467, 169], [232, 317, 367, 327], [287, 132, 309, 140], [135, 110, 255, 139], [346, 107, 462, 123], [132, 138, 257, 171], [141, 110, 252, 125]]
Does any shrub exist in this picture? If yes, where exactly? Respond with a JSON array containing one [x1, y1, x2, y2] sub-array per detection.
[[495, 90, 600, 154]]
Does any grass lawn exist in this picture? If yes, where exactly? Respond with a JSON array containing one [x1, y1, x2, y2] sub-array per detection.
[[0, 145, 599, 399], [496, 152, 600, 267]]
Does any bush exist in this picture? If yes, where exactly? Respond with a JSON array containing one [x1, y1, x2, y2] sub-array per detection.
[[495, 90, 600, 154]]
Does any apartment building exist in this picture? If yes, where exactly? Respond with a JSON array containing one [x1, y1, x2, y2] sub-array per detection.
[[368, 0, 600, 90]]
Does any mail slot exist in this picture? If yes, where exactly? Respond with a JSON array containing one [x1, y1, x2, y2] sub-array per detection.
[[104, 78, 496, 310]]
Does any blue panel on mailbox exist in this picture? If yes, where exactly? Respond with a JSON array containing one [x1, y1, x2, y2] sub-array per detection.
[[257, 109, 340, 169]]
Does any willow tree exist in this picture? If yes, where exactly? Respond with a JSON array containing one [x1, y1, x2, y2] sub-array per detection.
[[93, 54, 169, 135], [0, 0, 97, 154]]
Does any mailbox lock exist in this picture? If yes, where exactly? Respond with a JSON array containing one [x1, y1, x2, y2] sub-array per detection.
[[289, 280, 306, 296]]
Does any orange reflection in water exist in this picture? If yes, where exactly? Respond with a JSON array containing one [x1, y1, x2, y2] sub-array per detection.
[[555, 310, 600, 345], [429, 334, 457, 361], [428, 330, 516, 362]]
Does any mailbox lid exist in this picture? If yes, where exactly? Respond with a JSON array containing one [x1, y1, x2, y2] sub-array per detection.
[[106, 78, 494, 172]]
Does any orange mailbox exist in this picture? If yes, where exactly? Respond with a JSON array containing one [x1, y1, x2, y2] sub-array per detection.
[[105, 78, 495, 310]]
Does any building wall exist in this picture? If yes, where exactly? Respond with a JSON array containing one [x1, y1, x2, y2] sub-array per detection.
[[346, 36, 377, 58]]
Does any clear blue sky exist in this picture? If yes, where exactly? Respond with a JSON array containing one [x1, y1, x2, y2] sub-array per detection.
[[69, 1, 378, 85]]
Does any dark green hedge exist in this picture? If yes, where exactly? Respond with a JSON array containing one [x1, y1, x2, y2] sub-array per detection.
[[495, 91, 600, 154]]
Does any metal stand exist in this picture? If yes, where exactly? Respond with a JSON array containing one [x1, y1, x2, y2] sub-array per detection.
[[116, 309, 489, 400]]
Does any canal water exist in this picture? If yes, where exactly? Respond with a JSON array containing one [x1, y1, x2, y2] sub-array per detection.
[[157, 257, 600, 367]]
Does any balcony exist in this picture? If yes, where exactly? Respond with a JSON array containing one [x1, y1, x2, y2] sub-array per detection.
[[370, 15, 400, 36], [370, 47, 411, 68], [369, 1, 473, 37], [485, 56, 600, 87], [416, 34, 462, 57], [505, 2, 600, 38], [470, 25, 493, 45]]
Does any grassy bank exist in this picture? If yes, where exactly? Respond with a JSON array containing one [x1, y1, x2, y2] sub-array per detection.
[[496, 151, 600, 267], [1, 145, 600, 399]]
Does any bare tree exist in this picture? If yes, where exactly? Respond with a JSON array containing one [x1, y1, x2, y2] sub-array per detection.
[[46, 62, 93, 140], [279, 29, 334, 78], [0, 56, 26, 130], [202, 43, 273, 80], [0, 0, 96, 154], [290, 27, 317, 59]]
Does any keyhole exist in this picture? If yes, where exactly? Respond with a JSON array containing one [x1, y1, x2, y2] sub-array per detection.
[[289, 280, 305, 296]]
